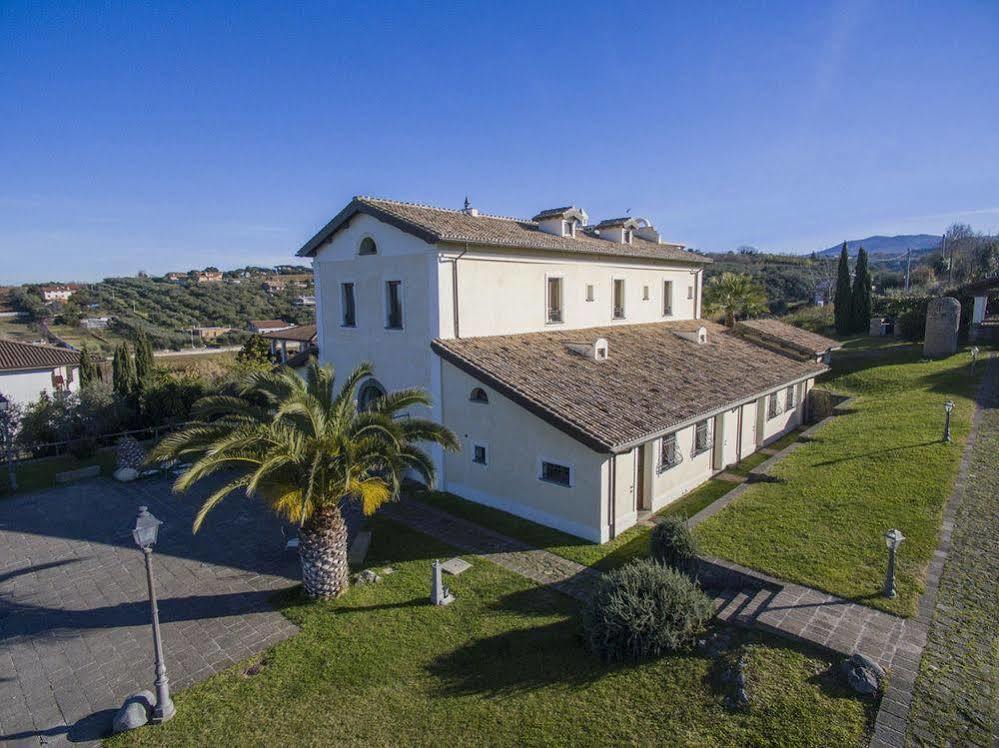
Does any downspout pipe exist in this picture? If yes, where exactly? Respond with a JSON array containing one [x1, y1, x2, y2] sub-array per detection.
[[450, 244, 469, 339]]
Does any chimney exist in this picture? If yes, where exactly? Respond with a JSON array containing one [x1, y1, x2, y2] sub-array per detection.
[[565, 337, 609, 361]]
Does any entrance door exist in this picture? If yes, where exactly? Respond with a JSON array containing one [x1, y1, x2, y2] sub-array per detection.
[[636, 445, 651, 511]]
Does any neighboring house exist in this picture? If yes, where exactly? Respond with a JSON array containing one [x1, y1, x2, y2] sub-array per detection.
[[259, 324, 317, 362], [299, 196, 838, 543], [248, 319, 293, 334], [190, 325, 232, 341], [0, 339, 80, 406], [193, 270, 223, 283], [81, 316, 111, 329], [41, 285, 76, 302], [164, 272, 187, 282], [262, 279, 286, 294]]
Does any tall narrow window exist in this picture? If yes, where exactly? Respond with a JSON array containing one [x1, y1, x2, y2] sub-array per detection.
[[642, 285, 650, 301], [385, 281, 403, 329], [547, 276, 563, 323], [341, 283, 356, 327], [687, 285, 694, 300], [613, 279, 625, 319], [663, 280, 673, 316], [785, 385, 796, 410], [768, 392, 782, 419], [659, 433, 682, 472], [585, 284, 595, 302], [693, 420, 712, 456]]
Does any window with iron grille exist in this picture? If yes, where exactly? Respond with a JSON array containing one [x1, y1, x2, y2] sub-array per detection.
[[658, 433, 683, 472], [472, 444, 487, 465], [663, 280, 673, 316], [613, 279, 625, 319], [768, 392, 783, 419], [341, 283, 356, 327], [692, 420, 712, 457], [785, 385, 796, 411], [385, 281, 403, 329]]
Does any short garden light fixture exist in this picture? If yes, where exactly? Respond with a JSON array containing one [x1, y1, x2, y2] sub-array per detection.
[[0, 394, 15, 492], [883, 528, 904, 598], [970, 346, 980, 372], [132, 506, 175, 723], [943, 400, 955, 443]]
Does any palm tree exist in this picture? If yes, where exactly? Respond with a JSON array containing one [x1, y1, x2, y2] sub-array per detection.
[[147, 359, 458, 599], [702, 272, 768, 327]]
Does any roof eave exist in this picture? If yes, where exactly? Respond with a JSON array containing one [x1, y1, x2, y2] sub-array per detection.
[[297, 198, 440, 257], [437, 238, 712, 265]]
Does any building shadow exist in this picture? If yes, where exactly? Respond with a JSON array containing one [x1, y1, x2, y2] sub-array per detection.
[[809, 440, 940, 467]]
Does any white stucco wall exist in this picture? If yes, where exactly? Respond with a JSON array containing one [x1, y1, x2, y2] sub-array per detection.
[[0, 366, 79, 407], [440, 361, 607, 542], [443, 248, 702, 338]]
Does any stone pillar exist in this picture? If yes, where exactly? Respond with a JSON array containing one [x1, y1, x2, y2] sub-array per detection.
[[923, 297, 961, 358]]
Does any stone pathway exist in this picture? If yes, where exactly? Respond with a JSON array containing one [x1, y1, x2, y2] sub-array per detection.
[[387, 498, 910, 669], [383, 500, 600, 601], [0, 475, 299, 746], [893, 356, 999, 748]]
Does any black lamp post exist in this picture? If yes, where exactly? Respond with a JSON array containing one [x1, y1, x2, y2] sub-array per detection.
[[883, 528, 905, 598], [132, 506, 175, 723], [0, 394, 16, 492], [943, 400, 954, 443]]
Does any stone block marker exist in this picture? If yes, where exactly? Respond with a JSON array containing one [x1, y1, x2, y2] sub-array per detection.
[[441, 557, 472, 575]]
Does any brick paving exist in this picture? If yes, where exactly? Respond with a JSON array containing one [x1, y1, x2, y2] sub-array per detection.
[[0, 475, 299, 746], [897, 356, 999, 748]]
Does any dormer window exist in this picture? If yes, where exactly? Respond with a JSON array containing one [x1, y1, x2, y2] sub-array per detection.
[[625, 229, 633, 244], [564, 220, 577, 238], [533, 207, 588, 237], [359, 237, 377, 255]]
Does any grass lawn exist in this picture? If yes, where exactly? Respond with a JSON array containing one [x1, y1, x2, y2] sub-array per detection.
[[416, 477, 737, 573], [0, 449, 117, 497], [108, 517, 875, 747], [695, 345, 984, 616]]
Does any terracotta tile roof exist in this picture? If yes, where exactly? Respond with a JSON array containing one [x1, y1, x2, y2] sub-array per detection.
[[297, 196, 710, 265], [0, 338, 80, 373], [249, 320, 291, 330], [432, 320, 826, 453], [734, 319, 841, 357], [259, 324, 317, 342]]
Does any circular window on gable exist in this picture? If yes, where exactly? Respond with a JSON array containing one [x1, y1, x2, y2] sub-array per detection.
[[359, 237, 377, 255]]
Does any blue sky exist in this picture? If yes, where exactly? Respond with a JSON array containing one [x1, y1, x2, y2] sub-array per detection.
[[2, 1, 997, 283]]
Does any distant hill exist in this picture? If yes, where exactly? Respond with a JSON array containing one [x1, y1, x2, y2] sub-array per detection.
[[817, 234, 941, 258]]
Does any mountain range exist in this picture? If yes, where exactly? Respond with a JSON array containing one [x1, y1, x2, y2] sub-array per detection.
[[816, 234, 941, 258]]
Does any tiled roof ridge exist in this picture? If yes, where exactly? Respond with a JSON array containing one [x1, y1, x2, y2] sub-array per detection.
[[355, 196, 527, 224]]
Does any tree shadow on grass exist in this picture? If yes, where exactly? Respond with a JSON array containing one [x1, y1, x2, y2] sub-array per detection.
[[809, 441, 940, 467]]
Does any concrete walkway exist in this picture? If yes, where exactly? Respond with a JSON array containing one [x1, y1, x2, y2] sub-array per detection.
[[0, 476, 299, 746]]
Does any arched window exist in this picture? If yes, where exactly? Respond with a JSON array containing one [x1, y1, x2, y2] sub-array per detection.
[[357, 379, 386, 411], [359, 237, 377, 255], [469, 387, 489, 404]]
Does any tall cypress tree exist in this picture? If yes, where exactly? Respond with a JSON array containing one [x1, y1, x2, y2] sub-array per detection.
[[134, 331, 155, 390], [834, 242, 853, 335], [112, 343, 137, 397], [79, 345, 97, 387], [850, 246, 873, 333]]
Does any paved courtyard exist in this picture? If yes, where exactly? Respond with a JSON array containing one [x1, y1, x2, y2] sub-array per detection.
[[0, 475, 300, 746]]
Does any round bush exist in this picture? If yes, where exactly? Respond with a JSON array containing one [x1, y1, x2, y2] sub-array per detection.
[[650, 516, 699, 574], [582, 558, 714, 662]]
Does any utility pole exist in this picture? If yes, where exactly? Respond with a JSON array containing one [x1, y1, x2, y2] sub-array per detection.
[[904, 248, 911, 291]]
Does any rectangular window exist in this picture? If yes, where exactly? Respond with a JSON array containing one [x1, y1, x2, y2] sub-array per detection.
[[540, 461, 571, 487], [663, 280, 673, 316], [385, 281, 403, 329], [341, 283, 356, 327], [785, 385, 796, 411], [659, 433, 681, 472], [585, 284, 595, 302], [687, 285, 694, 300], [693, 420, 712, 457], [472, 444, 487, 465], [642, 285, 650, 301], [613, 279, 625, 319], [547, 276, 563, 323], [768, 392, 782, 419]]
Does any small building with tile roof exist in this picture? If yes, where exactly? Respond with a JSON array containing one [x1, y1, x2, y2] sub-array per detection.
[[0, 338, 80, 406], [298, 195, 834, 542]]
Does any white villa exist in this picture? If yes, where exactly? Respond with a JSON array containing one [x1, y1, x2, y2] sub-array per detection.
[[0, 339, 80, 407], [298, 197, 838, 543]]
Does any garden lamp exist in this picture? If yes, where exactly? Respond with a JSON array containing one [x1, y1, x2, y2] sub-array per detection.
[[943, 400, 954, 443], [970, 346, 980, 372], [132, 506, 175, 723], [883, 529, 905, 598]]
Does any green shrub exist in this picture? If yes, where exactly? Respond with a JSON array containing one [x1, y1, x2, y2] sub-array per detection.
[[581, 558, 714, 662], [650, 516, 699, 574]]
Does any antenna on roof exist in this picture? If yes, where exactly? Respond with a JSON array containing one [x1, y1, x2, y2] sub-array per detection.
[[464, 196, 470, 211], [461, 196, 478, 217]]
